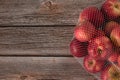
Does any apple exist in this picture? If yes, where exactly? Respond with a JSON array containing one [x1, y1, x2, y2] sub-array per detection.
[[108, 52, 118, 63], [117, 55, 120, 66], [70, 38, 88, 57], [74, 21, 96, 42], [105, 21, 119, 36], [94, 30, 105, 38], [101, 0, 120, 20], [79, 6, 104, 28], [101, 65, 120, 80], [110, 27, 120, 47], [88, 36, 113, 60], [84, 55, 105, 73]]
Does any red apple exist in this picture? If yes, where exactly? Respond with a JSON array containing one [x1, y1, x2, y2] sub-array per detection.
[[105, 21, 119, 35], [101, 0, 120, 20], [84, 55, 105, 73], [108, 52, 118, 63], [74, 21, 96, 42], [70, 38, 88, 57], [117, 55, 120, 66], [79, 6, 104, 28], [88, 36, 113, 60], [110, 27, 120, 47], [101, 65, 120, 80], [94, 30, 105, 38]]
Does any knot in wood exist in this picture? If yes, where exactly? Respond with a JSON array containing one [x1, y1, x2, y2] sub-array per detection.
[[20, 75, 28, 80], [39, 0, 63, 14], [44, 1, 53, 9], [43, 0, 59, 11]]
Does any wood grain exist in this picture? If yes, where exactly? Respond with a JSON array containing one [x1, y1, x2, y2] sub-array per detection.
[[0, 57, 95, 80], [0, 0, 104, 26], [0, 0, 103, 79], [0, 27, 73, 56]]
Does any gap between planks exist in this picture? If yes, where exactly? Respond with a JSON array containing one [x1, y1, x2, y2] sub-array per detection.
[[0, 55, 72, 57], [0, 25, 75, 27]]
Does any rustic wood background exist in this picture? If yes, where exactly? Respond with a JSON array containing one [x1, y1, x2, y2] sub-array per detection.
[[0, 0, 104, 80]]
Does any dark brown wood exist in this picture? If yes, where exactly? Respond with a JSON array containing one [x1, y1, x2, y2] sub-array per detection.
[[0, 27, 73, 56], [0, 0, 104, 26], [0, 57, 95, 80]]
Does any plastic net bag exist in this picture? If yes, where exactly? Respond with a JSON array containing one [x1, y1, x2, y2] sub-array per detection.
[[69, 0, 120, 80]]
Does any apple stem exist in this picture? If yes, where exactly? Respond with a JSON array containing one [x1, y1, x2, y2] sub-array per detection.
[[115, 4, 119, 9], [97, 48, 102, 54]]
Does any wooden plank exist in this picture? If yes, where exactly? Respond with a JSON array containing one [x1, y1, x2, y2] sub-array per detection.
[[0, 57, 95, 80], [0, 0, 104, 26], [0, 27, 73, 56]]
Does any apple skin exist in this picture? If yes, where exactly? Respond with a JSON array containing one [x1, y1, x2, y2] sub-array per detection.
[[74, 21, 96, 42], [84, 55, 105, 73], [79, 6, 104, 28], [94, 30, 105, 38], [88, 36, 113, 60], [117, 55, 120, 66], [105, 21, 119, 36], [110, 27, 120, 47], [101, 65, 120, 80], [108, 52, 119, 63], [70, 38, 88, 57], [101, 0, 120, 20]]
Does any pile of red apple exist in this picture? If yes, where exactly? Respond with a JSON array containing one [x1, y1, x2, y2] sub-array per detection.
[[70, 0, 120, 80]]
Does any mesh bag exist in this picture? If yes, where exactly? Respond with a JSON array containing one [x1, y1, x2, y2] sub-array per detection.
[[70, 0, 120, 80]]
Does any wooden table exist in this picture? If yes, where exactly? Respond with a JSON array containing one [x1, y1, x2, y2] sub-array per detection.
[[0, 0, 104, 79]]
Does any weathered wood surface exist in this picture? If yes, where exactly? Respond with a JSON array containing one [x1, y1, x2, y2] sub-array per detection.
[[0, 0, 104, 26], [0, 0, 105, 79], [0, 27, 73, 56], [0, 57, 95, 80]]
